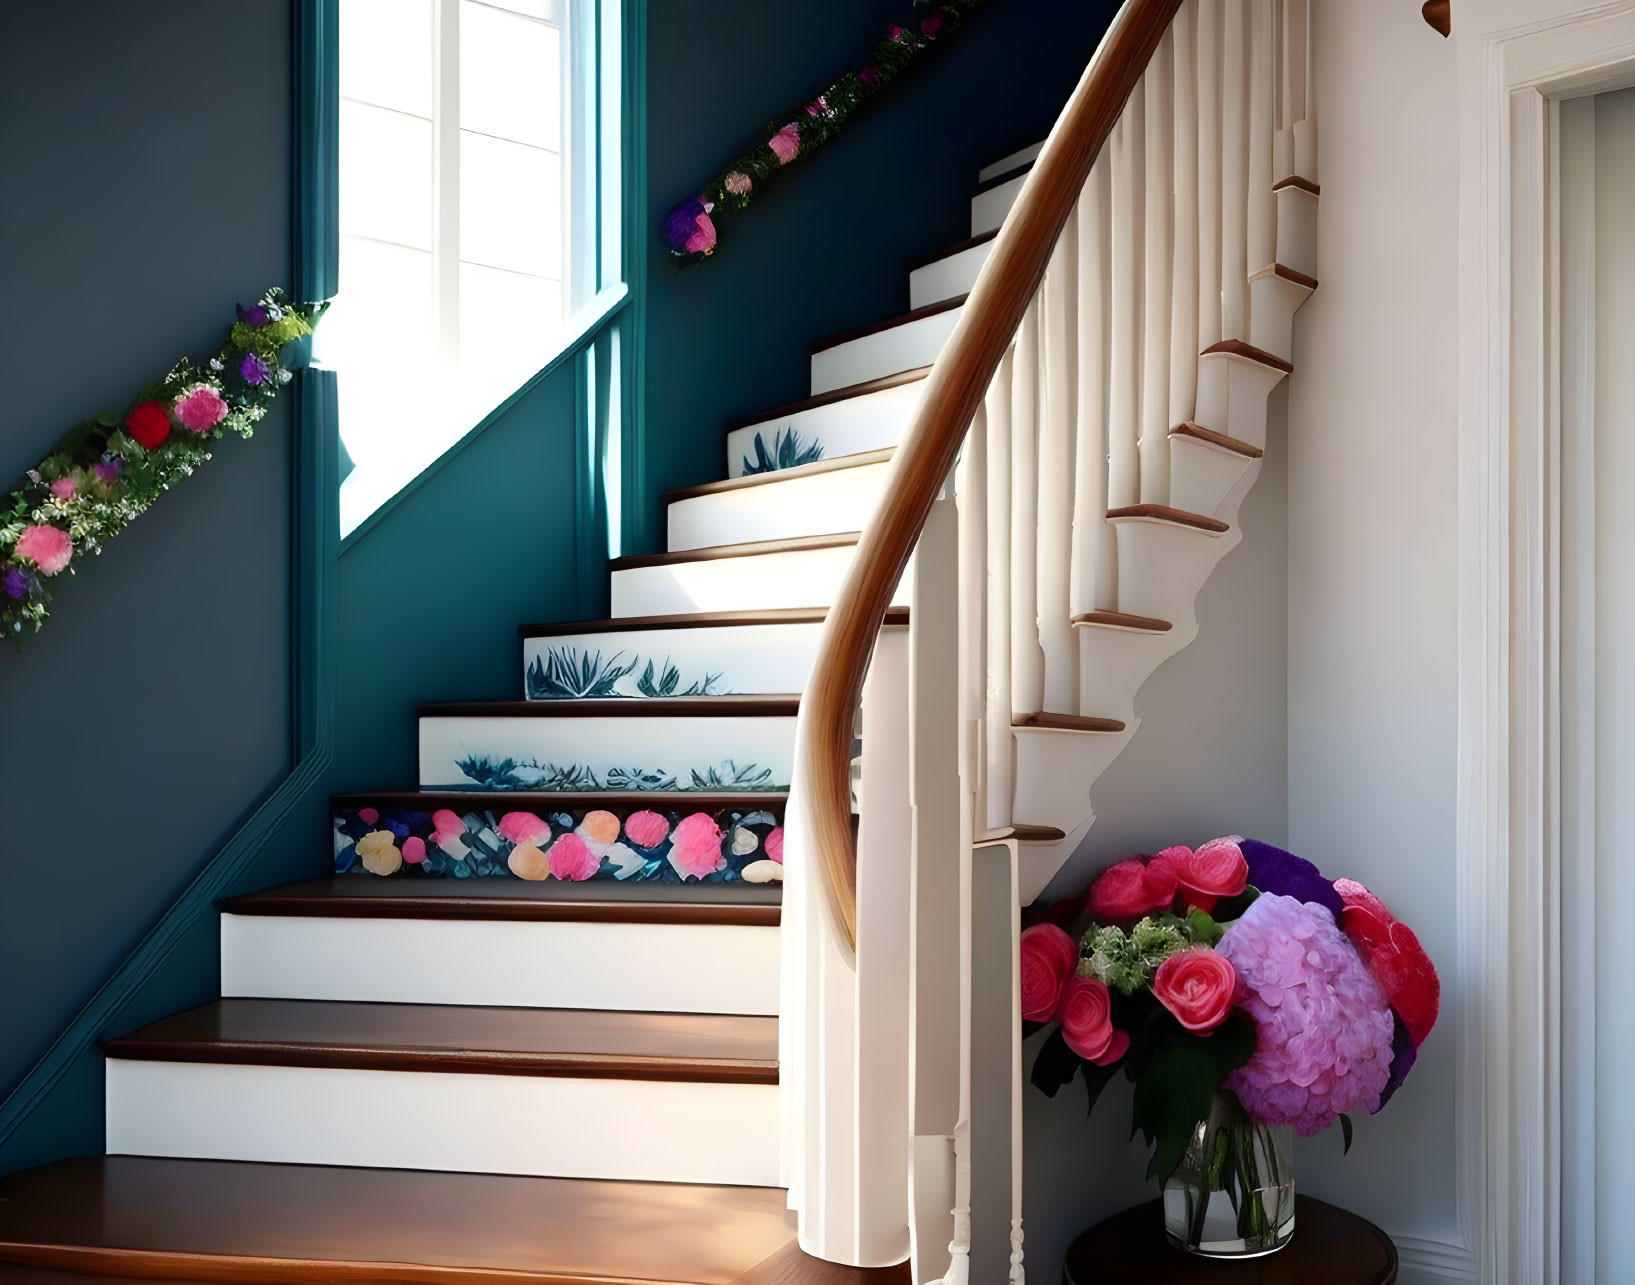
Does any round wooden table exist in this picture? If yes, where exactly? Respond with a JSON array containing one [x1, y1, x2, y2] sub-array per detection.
[[1063, 1195, 1397, 1284]]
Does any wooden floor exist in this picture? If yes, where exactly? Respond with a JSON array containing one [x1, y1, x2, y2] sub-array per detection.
[[0, 1157, 910, 1283]]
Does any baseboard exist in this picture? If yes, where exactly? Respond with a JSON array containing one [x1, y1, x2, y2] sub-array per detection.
[[1393, 1232, 1478, 1283]]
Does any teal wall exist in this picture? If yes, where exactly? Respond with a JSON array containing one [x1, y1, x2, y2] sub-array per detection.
[[0, 0, 1116, 1176]]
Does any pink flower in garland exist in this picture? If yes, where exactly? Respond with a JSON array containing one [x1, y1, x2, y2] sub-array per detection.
[[49, 477, 76, 502], [669, 812, 726, 878], [174, 383, 230, 433], [1218, 893, 1395, 1135], [887, 23, 910, 41], [769, 123, 801, 165], [858, 66, 881, 87], [921, 13, 945, 37], [14, 524, 72, 576], [724, 171, 753, 196]]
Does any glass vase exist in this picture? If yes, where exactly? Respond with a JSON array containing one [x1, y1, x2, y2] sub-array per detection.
[[1161, 1090, 1296, 1257]]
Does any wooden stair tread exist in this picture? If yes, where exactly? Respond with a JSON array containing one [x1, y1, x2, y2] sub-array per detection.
[[333, 789, 789, 809], [1013, 712, 1127, 734], [1104, 504, 1231, 533], [975, 824, 1067, 844], [419, 696, 801, 718], [518, 607, 910, 638], [221, 877, 782, 926], [1272, 262, 1319, 290], [1272, 174, 1321, 196], [611, 532, 860, 572], [0, 1156, 867, 1284], [725, 368, 929, 432], [663, 449, 894, 504], [1199, 338, 1295, 374], [1070, 610, 1174, 633], [105, 1000, 779, 1083], [908, 227, 997, 271], [811, 294, 966, 354], [1170, 421, 1265, 459]]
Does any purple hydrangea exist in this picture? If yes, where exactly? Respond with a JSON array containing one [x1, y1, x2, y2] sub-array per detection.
[[1379, 1014, 1417, 1108], [663, 197, 717, 256], [240, 352, 272, 386], [1218, 893, 1395, 1136], [3, 567, 29, 601], [238, 303, 270, 327], [1240, 839, 1346, 919], [92, 455, 124, 484]]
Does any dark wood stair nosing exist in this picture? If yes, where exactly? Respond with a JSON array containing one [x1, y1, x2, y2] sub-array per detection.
[[811, 293, 967, 355], [219, 889, 783, 927], [417, 696, 801, 719], [1012, 712, 1127, 734], [332, 789, 790, 809], [1104, 503, 1231, 534], [610, 532, 860, 572], [518, 606, 910, 638], [1170, 421, 1265, 459], [1071, 610, 1175, 634], [1272, 262, 1319, 291], [908, 227, 998, 271], [975, 823, 1068, 844], [662, 448, 894, 505], [1199, 338, 1295, 374], [1272, 174, 1321, 196], [725, 366, 930, 433]]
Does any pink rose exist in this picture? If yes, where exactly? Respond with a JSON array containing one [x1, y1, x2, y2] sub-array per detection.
[[1176, 837, 1249, 912], [549, 833, 601, 881], [14, 524, 72, 576], [1143, 848, 1185, 910], [1334, 878, 1440, 1048], [668, 812, 725, 878], [401, 836, 427, 864], [498, 811, 550, 847], [1058, 976, 1128, 1065], [1088, 858, 1154, 920], [49, 477, 76, 501], [174, 383, 230, 433], [683, 210, 716, 255], [765, 826, 784, 864], [1020, 923, 1078, 1021], [357, 807, 379, 825], [769, 124, 801, 165], [1153, 948, 1237, 1033], [624, 810, 671, 848]]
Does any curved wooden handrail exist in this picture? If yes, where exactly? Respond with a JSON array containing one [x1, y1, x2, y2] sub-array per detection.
[[793, 0, 1183, 951]]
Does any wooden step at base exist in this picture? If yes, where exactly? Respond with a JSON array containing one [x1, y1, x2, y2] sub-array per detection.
[[0, 1157, 908, 1283]]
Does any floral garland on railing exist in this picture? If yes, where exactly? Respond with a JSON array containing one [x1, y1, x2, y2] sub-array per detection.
[[663, 0, 987, 262], [1, 290, 327, 647]]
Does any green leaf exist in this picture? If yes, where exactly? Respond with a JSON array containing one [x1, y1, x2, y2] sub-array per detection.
[[1130, 1017, 1258, 1182], [1080, 1058, 1119, 1119], [94, 411, 121, 428], [1029, 1029, 1080, 1099], [1340, 1113, 1354, 1155], [1185, 909, 1225, 946]]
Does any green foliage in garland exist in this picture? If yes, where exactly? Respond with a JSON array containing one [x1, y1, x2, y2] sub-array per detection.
[[662, 0, 989, 262], [0, 289, 327, 647]]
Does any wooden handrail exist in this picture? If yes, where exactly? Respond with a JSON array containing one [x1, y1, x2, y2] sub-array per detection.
[[793, 0, 1183, 951]]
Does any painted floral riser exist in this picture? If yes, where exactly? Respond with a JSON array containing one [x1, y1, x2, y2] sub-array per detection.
[[334, 803, 785, 884], [525, 646, 729, 700]]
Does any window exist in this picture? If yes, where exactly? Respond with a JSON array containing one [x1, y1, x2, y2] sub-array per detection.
[[329, 0, 586, 536]]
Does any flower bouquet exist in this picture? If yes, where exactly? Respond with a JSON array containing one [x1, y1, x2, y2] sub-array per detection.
[[1022, 837, 1439, 1257]]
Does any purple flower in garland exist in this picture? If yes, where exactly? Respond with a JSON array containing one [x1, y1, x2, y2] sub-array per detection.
[[237, 302, 270, 327], [3, 567, 29, 601], [858, 65, 881, 87], [240, 352, 273, 386], [921, 12, 945, 37], [1239, 839, 1346, 919], [663, 197, 717, 256], [92, 455, 124, 485]]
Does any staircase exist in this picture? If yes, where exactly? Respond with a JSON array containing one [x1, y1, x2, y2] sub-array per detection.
[[0, 1, 1315, 1280]]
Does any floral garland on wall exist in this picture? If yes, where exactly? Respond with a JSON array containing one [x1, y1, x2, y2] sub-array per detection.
[[663, 0, 987, 262], [1, 290, 326, 647]]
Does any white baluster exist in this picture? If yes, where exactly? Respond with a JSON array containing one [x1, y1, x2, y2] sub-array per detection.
[[957, 413, 988, 824], [1196, 0, 1222, 353], [1221, 0, 1249, 340], [1248, 0, 1275, 276], [983, 354, 1015, 834], [1010, 303, 1045, 717], [1107, 108, 1142, 510], [1169, 4, 1200, 435], [1070, 166, 1113, 616], [1140, 34, 1174, 503], [1038, 234, 1078, 713]]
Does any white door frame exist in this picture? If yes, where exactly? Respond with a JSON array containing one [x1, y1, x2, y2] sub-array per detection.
[[1456, 5, 1635, 1282]]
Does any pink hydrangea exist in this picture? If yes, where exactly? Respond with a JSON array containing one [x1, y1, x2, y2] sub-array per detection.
[[498, 811, 550, 847], [669, 812, 725, 878], [14, 524, 72, 575], [49, 477, 76, 501], [549, 833, 600, 881], [174, 383, 229, 433], [1217, 893, 1395, 1136]]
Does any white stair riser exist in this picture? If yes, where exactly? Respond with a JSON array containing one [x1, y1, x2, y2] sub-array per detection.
[[1017, 817, 1093, 907], [1075, 624, 1194, 724], [1194, 352, 1287, 451], [909, 240, 993, 310], [668, 462, 893, 552], [727, 381, 923, 480], [106, 1060, 780, 1187], [970, 173, 1025, 236], [611, 546, 913, 617], [221, 913, 782, 1013], [1009, 723, 1137, 833], [1111, 519, 1235, 623], [1275, 185, 1318, 279], [525, 622, 827, 699], [811, 308, 962, 396], [418, 713, 796, 794], [979, 143, 1041, 184], [1167, 435, 1257, 520], [1247, 272, 1314, 365]]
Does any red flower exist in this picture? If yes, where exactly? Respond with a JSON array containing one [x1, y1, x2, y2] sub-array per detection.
[[1333, 878, 1440, 1048], [1173, 837, 1249, 912], [1019, 923, 1078, 1021], [1058, 976, 1128, 1065], [1153, 948, 1237, 1033], [1087, 858, 1154, 920], [125, 401, 171, 450]]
